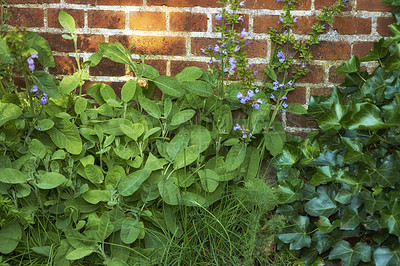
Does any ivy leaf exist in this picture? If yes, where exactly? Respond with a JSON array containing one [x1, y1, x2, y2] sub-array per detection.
[[381, 199, 400, 236], [318, 103, 346, 132], [359, 191, 388, 215], [315, 216, 340, 234], [340, 206, 366, 230], [341, 103, 387, 131], [277, 216, 311, 250], [371, 154, 398, 188], [329, 241, 371, 266], [361, 39, 388, 62], [336, 55, 360, 75], [373, 247, 400, 266], [304, 186, 338, 217], [341, 137, 364, 164]]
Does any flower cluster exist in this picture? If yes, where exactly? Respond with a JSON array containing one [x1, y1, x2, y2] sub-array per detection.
[[233, 124, 252, 139], [30, 85, 48, 104], [272, 80, 293, 91], [343, 0, 350, 8], [237, 88, 263, 109], [27, 53, 38, 71]]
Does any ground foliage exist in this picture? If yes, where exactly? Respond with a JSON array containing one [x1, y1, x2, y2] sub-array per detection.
[[275, 0, 400, 264]]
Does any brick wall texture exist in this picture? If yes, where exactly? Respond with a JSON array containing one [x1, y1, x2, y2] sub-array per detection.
[[5, 0, 394, 133]]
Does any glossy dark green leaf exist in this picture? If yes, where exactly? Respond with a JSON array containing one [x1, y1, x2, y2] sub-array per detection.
[[373, 247, 400, 266], [340, 206, 365, 230], [304, 186, 338, 217], [341, 103, 387, 131], [334, 187, 353, 204], [371, 154, 398, 188], [329, 241, 371, 266], [361, 39, 388, 62], [336, 55, 360, 75], [318, 103, 345, 132], [315, 216, 340, 234], [341, 137, 364, 164], [309, 166, 335, 186], [381, 199, 400, 236], [277, 216, 311, 250]]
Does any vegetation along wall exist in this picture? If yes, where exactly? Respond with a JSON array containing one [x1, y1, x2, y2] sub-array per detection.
[[6, 0, 394, 135]]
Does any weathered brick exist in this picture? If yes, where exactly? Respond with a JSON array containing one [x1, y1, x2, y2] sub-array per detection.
[[286, 112, 318, 128], [191, 37, 218, 55], [147, 0, 219, 7], [40, 33, 74, 52], [7, 8, 43, 27], [170, 61, 207, 76], [315, 0, 352, 10], [311, 87, 333, 96], [130, 12, 166, 31], [333, 17, 371, 35], [297, 65, 325, 83], [286, 86, 307, 105], [377, 17, 396, 37], [311, 41, 351, 60], [49, 56, 79, 75], [357, 0, 393, 11], [110, 35, 186, 55], [89, 58, 126, 76], [245, 0, 311, 10], [292, 16, 319, 34], [171, 12, 207, 32], [7, 0, 59, 3], [48, 9, 84, 29], [140, 60, 167, 76], [353, 41, 374, 58], [65, 0, 142, 5], [77, 34, 105, 53], [329, 66, 346, 84], [88, 10, 125, 29], [245, 39, 268, 58], [253, 15, 280, 33]]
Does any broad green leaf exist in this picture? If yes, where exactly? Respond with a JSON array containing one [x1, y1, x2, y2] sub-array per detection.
[[175, 66, 203, 82], [381, 200, 400, 236], [0, 222, 22, 254], [58, 11, 75, 33], [48, 119, 82, 155], [0, 38, 12, 64], [225, 143, 246, 171], [340, 206, 365, 230], [373, 247, 400, 266], [37, 172, 67, 189], [31, 246, 52, 257], [174, 145, 200, 169], [26, 32, 55, 67], [32, 70, 60, 99], [36, 119, 54, 131], [246, 148, 260, 179], [143, 127, 161, 140], [361, 39, 388, 62], [167, 128, 190, 160], [132, 62, 159, 79], [118, 169, 152, 196], [183, 80, 214, 97], [0, 168, 27, 184], [278, 216, 311, 250], [144, 152, 165, 171], [100, 84, 117, 101], [329, 241, 371, 266], [342, 103, 387, 131], [83, 190, 111, 204], [359, 191, 387, 215], [335, 55, 360, 74], [29, 139, 46, 159], [158, 177, 181, 205], [198, 169, 219, 193], [88, 51, 104, 67], [187, 125, 211, 153], [59, 74, 80, 94], [264, 132, 283, 156], [309, 166, 335, 186], [164, 97, 172, 118], [66, 248, 95, 260], [181, 191, 208, 207], [0, 103, 22, 127], [153, 76, 185, 98], [52, 150, 65, 160], [84, 164, 104, 184], [318, 103, 345, 132], [120, 123, 144, 141], [120, 217, 140, 244], [341, 137, 364, 164], [170, 109, 195, 126], [271, 145, 300, 170], [264, 66, 277, 81], [285, 103, 307, 114], [315, 216, 340, 234], [74, 97, 87, 115], [121, 80, 137, 103], [139, 96, 161, 119], [304, 186, 338, 217], [105, 166, 125, 188], [100, 42, 133, 66], [86, 83, 106, 105]]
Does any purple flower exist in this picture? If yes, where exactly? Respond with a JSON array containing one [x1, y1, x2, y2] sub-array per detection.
[[216, 13, 222, 20], [287, 80, 293, 86], [30, 53, 38, 59], [242, 132, 247, 138], [253, 71, 258, 76], [293, 17, 299, 23], [214, 44, 220, 52], [29, 64, 35, 71], [273, 80, 279, 91], [252, 99, 263, 109], [200, 48, 205, 54], [222, 49, 227, 55], [208, 58, 212, 64], [223, 67, 229, 73], [247, 89, 255, 98], [237, 92, 244, 99], [248, 60, 253, 67], [27, 58, 34, 65], [270, 94, 275, 99], [234, 45, 240, 52], [30, 86, 39, 94], [301, 63, 306, 68], [233, 124, 242, 131], [282, 102, 288, 109], [322, 24, 326, 30], [245, 41, 250, 46], [240, 28, 248, 37], [239, 1, 245, 7], [41, 93, 48, 105], [282, 95, 287, 100], [277, 51, 285, 63], [238, 16, 244, 22], [255, 88, 259, 93], [278, 16, 284, 23]]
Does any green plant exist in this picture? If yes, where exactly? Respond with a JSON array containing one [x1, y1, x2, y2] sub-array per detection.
[[274, 1, 400, 264]]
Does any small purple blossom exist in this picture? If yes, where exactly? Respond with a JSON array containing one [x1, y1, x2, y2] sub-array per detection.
[[214, 44, 220, 52], [270, 94, 275, 99], [248, 60, 253, 67], [287, 80, 293, 86], [301, 63, 306, 68], [255, 88, 259, 93], [208, 58, 212, 64], [278, 16, 284, 23], [322, 24, 326, 30], [223, 67, 229, 73], [242, 132, 247, 138], [216, 13, 222, 20], [282, 95, 287, 100], [245, 41, 250, 46], [293, 17, 299, 23], [41, 93, 48, 105], [222, 49, 227, 55], [273, 80, 279, 91], [252, 99, 263, 109], [30, 86, 39, 94], [27, 58, 34, 65], [239, 1, 245, 7], [233, 124, 242, 131], [247, 89, 255, 98], [29, 64, 35, 71], [240, 28, 248, 37], [253, 71, 258, 76], [238, 16, 244, 22], [234, 45, 240, 52], [31, 53, 38, 59], [282, 102, 288, 109], [200, 48, 205, 54], [277, 51, 285, 63]]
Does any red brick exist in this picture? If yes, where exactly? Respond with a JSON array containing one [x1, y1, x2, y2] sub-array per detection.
[[147, 0, 219, 7], [333, 17, 371, 35], [139, 60, 167, 76], [357, 0, 393, 11], [171, 12, 207, 32], [353, 42, 374, 58], [7, 8, 44, 27], [329, 66, 346, 84], [170, 61, 207, 76], [311, 41, 351, 60], [110, 35, 186, 55], [130, 12, 166, 31], [65, 0, 141, 4], [89, 58, 126, 77], [253, 15, 280, 33], [245, 40, 269, 58], [311, 87, 333, 96], [297, 65, 325, 83], [286, 86, 307, 105], [315, 0, 352, 10], [40, 33, 74, 52], [377, 17, 396, 37], [88, 10, 125, 29], [191, 37, 218, 55], [77, 34, 105, 53], [292, 16, 319, 34], [48, 9, 84, 29], [286, 112, 318, 128], [7, 0, 58, 2], [49, 56, 79, 75], [246, 0, 311, 10]]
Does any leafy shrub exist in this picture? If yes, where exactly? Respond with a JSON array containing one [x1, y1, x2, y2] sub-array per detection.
[[275, 1, 400, 265]]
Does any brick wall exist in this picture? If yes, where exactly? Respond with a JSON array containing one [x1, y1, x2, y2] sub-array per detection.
[[5, 0, 394, 133]]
